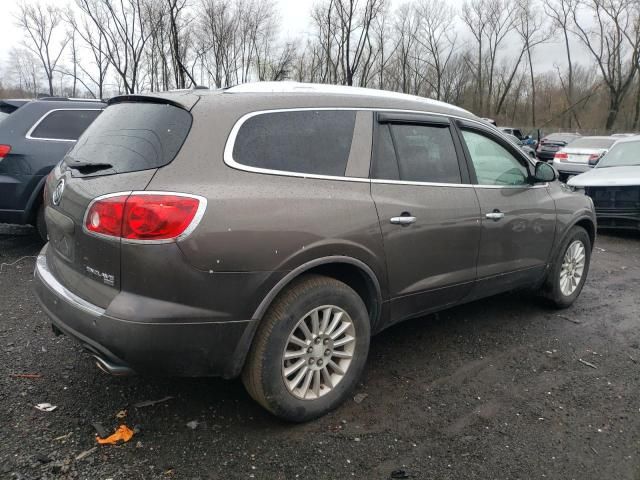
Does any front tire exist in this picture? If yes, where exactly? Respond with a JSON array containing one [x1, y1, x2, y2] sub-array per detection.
[[242, 274, 370, 422], [543, 226, 591, 308]]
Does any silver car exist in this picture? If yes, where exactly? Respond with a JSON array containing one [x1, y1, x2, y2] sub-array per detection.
[[568, 136, 640, 230], [553, 136, 618, 179]]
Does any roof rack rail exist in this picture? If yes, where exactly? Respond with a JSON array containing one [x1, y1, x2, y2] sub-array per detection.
[[38, 96, 104, 102]]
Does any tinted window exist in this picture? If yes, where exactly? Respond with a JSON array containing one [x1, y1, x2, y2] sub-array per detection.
[[371, 124, 399, 180], [30, 109, 101, 140], [63, 102, 192, 174], [462, 130, 529, 186], [233, 110, 356, 176], [390, 124, 461, 183]]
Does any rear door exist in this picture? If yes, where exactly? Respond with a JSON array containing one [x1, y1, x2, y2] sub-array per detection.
[[370, 112, 481, 324], [456, 121, 555, 297], [44, 100, 193, 308]]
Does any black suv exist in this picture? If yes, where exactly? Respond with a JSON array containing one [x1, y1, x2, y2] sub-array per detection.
[[0, 98, 105, 239]]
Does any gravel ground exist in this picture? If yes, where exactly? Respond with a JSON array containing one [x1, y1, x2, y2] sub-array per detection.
[[1, 224, 639, 480]]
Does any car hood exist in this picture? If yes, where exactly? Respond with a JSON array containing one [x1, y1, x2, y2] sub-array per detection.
[[568, 166, 640, 187]]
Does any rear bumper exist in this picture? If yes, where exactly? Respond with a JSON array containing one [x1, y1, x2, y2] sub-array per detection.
[[33, 250, 257, 377]]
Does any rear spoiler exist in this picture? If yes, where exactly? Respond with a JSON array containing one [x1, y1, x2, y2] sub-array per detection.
[[108, 93, 200, 111]]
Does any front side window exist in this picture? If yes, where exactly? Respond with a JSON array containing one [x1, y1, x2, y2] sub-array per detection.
[[30, 109, 102, 140], [461, 130, 529, 186], [372, 122, 462, 184], [232, 110, 356, 176]]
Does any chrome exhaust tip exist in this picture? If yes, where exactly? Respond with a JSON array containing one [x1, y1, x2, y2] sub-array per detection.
[[93, 354, 135, 376]]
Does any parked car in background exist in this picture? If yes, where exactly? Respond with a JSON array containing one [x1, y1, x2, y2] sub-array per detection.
[[536, 132, 582, 162], [500, 126, 524, 139], [611, 133, 638, 138], [568, 136, 640, 230], [505, 133, 536, 159], [34, 82, 596, 422], [553, 136, 618, 181], [0, 97, 105, 240]]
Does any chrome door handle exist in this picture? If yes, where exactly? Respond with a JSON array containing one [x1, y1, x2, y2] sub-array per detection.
[[390, 216, 417, 225], [485, 211, 505, 221]]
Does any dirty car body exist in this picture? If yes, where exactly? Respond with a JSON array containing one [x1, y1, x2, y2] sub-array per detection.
[[33, 83, 596, 421]]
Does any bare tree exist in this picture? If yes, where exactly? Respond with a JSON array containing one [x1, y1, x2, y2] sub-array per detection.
[[571, 0, 640, 130], [65, 8, 109, 99], [544, 0, 579, 127], [15, 3, 69, 96], [516, 0, 553, 126], [77, 0, 158, 94], [414, 0, 457, 100]]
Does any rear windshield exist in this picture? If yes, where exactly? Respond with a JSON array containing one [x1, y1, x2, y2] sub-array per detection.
[[63, 102, 192, 174], [597, 141, 640, 168], [567, 137, 617, 149]]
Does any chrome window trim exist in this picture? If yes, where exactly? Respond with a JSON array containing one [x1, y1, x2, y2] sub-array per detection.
[[82, 190, 208, 244], [370, 179, 474, 188], [25, 108, 103, 143], [223, 107, 542, 189], [35, 253, 105, 317]]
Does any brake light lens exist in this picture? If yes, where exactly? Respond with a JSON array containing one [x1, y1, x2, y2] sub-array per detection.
[[0, 144, 11, 159], [85, 193, 204, 241], [554, 152, 568, 161], [588, 153, 603, 165]]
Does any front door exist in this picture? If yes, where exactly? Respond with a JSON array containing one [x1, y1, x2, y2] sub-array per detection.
[[456, 123, 556, 297], [370, 113, 482, 324]]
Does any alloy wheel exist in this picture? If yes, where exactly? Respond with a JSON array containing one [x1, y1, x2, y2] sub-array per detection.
[[281, 305, 356, 400]]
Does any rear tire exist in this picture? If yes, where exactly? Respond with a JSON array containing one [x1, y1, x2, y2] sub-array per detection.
[[242, 274, 370, 422], [543, 226, 591, 309], [35, 203, 47, 242]]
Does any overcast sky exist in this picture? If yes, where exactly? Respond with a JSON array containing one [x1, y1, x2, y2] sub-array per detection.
[[0, 0, 589, 81]]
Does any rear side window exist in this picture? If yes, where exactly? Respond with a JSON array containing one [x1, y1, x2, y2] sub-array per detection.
[[64, 102, 192, 174], [372, 122, 462, 184], [29, 109, 102, 140], [232, 110, 356, 176]]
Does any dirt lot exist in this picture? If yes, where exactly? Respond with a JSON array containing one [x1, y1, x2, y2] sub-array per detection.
[[1, 224, 639, 480]]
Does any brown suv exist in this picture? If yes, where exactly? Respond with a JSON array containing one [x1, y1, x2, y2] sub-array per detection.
[[33, 83, 596, 421]]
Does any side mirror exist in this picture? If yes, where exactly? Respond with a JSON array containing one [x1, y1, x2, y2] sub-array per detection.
[[534, 161, 556, 183]]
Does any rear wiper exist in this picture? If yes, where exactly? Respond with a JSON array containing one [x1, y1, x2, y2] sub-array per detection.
[[66, 161, 114, 173]]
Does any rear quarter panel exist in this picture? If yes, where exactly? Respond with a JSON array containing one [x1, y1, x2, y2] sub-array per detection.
[[145, 95, 387, 297]]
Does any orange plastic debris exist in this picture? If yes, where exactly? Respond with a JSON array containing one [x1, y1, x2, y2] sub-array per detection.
[[96, 425, 134, 445]]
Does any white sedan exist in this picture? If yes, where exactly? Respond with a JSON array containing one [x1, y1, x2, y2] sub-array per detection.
[[568, 136, 640, 231]]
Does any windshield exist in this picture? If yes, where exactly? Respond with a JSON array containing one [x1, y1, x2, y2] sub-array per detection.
[[63, 102, 192, 175], [596, 141, 640, 168], [567, 137, 616, 149], [0, 112, 8, 124]]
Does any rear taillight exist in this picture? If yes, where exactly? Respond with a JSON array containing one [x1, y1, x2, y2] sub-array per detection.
[[0, 144, 11, 159], [554, 152, 568, 161], [84, 192, 205, 242], [588, 153, 604, 165]]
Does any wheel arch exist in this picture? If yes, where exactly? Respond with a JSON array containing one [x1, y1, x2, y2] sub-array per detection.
[[22, 174, 48, 224], [225, 256, 383, 379], [574, 217, 596, 249]]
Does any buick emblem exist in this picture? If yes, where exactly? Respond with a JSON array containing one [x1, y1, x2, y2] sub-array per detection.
[[52, 179, 65, 206]]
